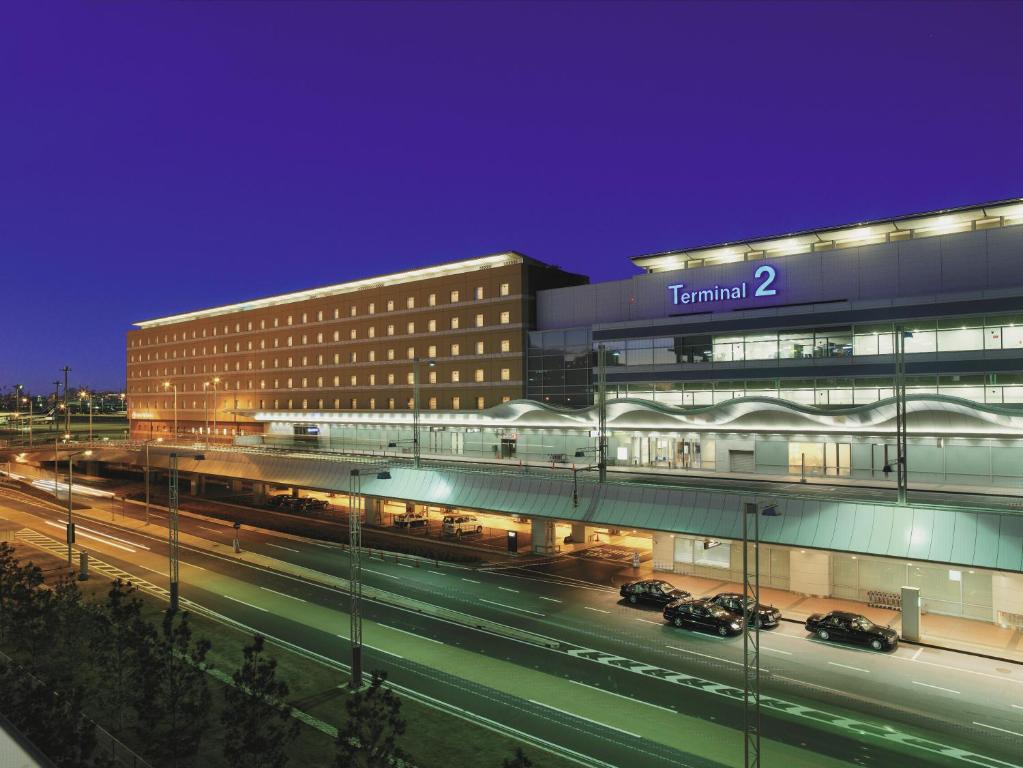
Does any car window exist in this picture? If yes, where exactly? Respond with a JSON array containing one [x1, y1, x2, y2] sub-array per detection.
[[827, 616, 845, 628]]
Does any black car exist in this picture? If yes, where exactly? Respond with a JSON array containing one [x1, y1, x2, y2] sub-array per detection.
[[619, 579, 691, 607], [709, 593, 781, 628], [663, 599, 743, 636], [805, 611, 898, 651]]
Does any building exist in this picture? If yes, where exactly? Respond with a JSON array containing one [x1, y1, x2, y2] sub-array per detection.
[[127, 253, 587, 440]]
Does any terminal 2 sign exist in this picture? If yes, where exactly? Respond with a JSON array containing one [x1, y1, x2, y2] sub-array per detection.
[[667, 264, 778, 308]]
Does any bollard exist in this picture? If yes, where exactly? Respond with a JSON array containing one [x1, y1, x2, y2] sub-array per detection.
[[78, 551, 89, 581], [233, 537, 241, 554]]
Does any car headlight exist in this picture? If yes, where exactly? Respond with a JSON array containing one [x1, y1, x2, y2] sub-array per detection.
[[730, 622, 740, 630]]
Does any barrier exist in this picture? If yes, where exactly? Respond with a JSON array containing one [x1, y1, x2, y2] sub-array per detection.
[[866, 590, 902, 611]]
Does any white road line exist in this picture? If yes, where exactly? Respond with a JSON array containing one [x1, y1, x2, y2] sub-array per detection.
[[569, 680, 676, 713], [911, 646, 923, 660], [266, 543, 300, 553], [363, 568, 400, 579], [972, 721, 1023, 739], [383, 625, 444, 645], [462, 578, 482, 584], [141, 566, 165, 575], [528, 700, 640, 738], [397, 563, 414, 568], [773, 674, 847, 697], [222, 594, 269, 612], [366, 645, 403, 659], [76, 524, 150, 550], [584, 606, 610, 614], [665, 644, 768, 672], [497, 586, 519, 593], [185, 563, 207, 571], [428, 570, 445, 576], [538, 596, 562, 603], [891, 653, 1023, 685], [828, 662, 869, 673], [1012, 704, 1023, 711], [760, 646, 793, 655], [260, 586, 307, 603], [913, 681, 960, 695], [44, 521, 136, 553], [479, 598, 545, 617], [199, 526, 222, 534], [635, 618, 662, 625]]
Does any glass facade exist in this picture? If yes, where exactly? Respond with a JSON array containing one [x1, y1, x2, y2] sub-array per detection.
[[527, 329, 593, 406]]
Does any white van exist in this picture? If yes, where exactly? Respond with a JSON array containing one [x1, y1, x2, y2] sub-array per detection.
[[442, 515, 483, 537]]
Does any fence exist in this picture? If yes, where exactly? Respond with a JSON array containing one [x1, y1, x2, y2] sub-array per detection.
[[866, 590, 902, 611]]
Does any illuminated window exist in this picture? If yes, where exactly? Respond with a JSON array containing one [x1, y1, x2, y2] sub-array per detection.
[[451, 343, 460, 356], [333, 331, 340, 341], [407, 321, 415, 334], [350, 375, 357, 386], [301, 377, 308, 387], [316, 332, 323, 343], [368, 303, 375, 315], [349, 351, 357, 363], [500, 338, 511, 352], [333, 353, 340, 364], [407, 372, 415, 385], [316, 375, 323, 386], [475, 341, 484, 355], [501, 395, 511, 403], [334, 398, 340, 408], [387, 373, 395, 385], [475, 313, 484, 328], [427, 345, 436, 357], [387, 398, 395, 409], [317, 310, 323, 321], [387, 300, 395, 311], [333, 375, 340, 386], [387, 324, 395, 336], [451, 370, 460, 383], [369, 373, 376, 385], [350, 306, 357, 317], [368, 326, 376, 338], [428, 397, 437, 410], [301, 313, 307, 323], [387, 348, 395, 360], [350, 329, 357, 340], [302, 399, 308, 408], [500, 283, 510, 296], [287, 336, 293, 347], [287, 315, 293, 326], [407, 297, 415, 309], [317, 398, 324, 408], [428, 293, 436, 307], [450, 317, 460, 330], [369, 398, 376, 409], [301, 334, 308, 345], [475, 286, 484, 300], [500, 368, 511, 381], [428, 370, 437, 384], [427, 319, 437, 332], [350, 398, 358, 409], [475, 369, 484, 382], [368, 350, 376, 362], [286, 377, 293, 388], [500, 311, 510, 324], [476, 396, 485, 409], [450, 290, 459, 303], [451, 395, 460, 409]]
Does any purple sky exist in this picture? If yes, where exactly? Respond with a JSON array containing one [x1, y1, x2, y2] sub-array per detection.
[[3, 1, 1021, 393]]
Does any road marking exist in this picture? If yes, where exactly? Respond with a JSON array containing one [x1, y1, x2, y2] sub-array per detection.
[[363, 568, 400, 579], [583, 606, 610, 614], [479, 598, 545, 617], [528, 700, 640, 738], [760, 646, 792, 655], [222, 594, 268, 612], [972, 721, 1023, 739], [538, 596, 562, 603], [141, 566, 165, 575], [366, 645, 404, 659], [260, 586, 307, 603], [1012, 704, 1023, 711], [665, 645, 768, 672], [569, 681, 675, 713], [185, 563, 207, 571], [891, 653, 1023, 685], [266, 543, 300, 553], [913, 681, 960, 695], [462, 578, 482, 584], [44, 520, 136, 553], [428, 570, 445, 576], [199, 526, 222, 534], [397, 563, 414, 568], [635, 618, 662, 625], [911, 647, 923, 660], [76, 523, 150, 550], [828, 662, 869, 673], [383, 625, 444, 645], [497, 586, 519, 593]]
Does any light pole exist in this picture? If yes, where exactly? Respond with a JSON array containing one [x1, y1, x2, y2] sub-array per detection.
[[741, 501, 781, 768], [211, 377, 220, 444], [79, 389, 93, 445], [52, 380, 60, 434], [61, 366, 71, 436], [348, 465, 391, 689], [168, 450, 204, 612], [203, 381, 210, 442], [162, 381, 178, 439], [13, 384, 22, 435], [894, 325, 909, 505], [596, 343, 607, 482], [64, 448, 93, 563], [412, 358, 436, 469], [21, 396, 32, 448]]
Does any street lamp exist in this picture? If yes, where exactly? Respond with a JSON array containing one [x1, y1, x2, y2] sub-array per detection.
[[348, 465, 391, 689], [79, 389, 93, 445], [162, 381, 178, 439], [741, 501, 781, 768], [168, 450, 204, 612], [64, 448, 93, 563], [20, 396, 32, 448], [412, 358, 435, 469]]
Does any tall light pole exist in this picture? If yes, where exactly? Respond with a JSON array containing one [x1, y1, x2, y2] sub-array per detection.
[[742, 501, 781, 768], [412, 358, 436, 469], [21, 396, 32, 448], [348, 466, 390, 689], [52, 380, 60, 434], [596, 343, 607, 482], [168, 450, 204, 612], [61, 366, 71, 437], [162, 381, 178, 439], [64, 448, 93, 563], [13, 384, 22, 434], [79, 389, 93, 445], [894, 325, 909, 505]]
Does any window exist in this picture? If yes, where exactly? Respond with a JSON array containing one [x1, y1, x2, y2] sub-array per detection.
[[407, 297, 415, 309], [350, 306, 357, 317], [350, 398, 358, 409], [475, 341, 484, 355], [500, 282, 510, 296], [350, 351, 358, 363], [500, 338, 511, 352], [387, 398, 396, 409], [302, 399, 308, 409], [286, 377, 293, 388], [368, 326, 376, 338], [407, 321, 415, 334], [333, 353, 340, 364], [451, 395, 460, 409], [451, 343, 460, 356], [317, 310, 323, 322], [387, 324, 395, 336], [287, 336, 293, 347], [333, 330, 340, 342], [369, 398, 376, 409], [350, 375, 357, 386], [406, 372, 415, 385], [428, 397, 437, 410], [301, 377, 308, 387], [369, 373, 376, 385], [427, 345, 437, 357], [387, 348, 395, 360], [287, 315, 293, 326], [428, 293, 436, 306], [450, 290, 460, 303], [474, 369, 484, 382], [387, 300, 395, 312], [501, 395, 511, 403], [333, 375, 340, 386], [500, 368, 511, 381], [350, 329, 357, 340], [334, 398, 340, 408], [333, 308, 339, 319], [301, 312, 307, 323], [475, 313, 484, 328], [316, 332, 323, 343], [428, 319, 437, 332], [368, 302, 375, 315], [476, 396, 485, 409], [500, 311, 510, 324], [475, 286, 484, 300], [450, 317, 460, 330], [451, 370, 461, 383], [407, 346, 415, 359], [387, 373, 395, 384], [368, 350, 376, 362]]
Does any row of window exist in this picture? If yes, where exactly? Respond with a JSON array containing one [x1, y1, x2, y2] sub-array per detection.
[[131, 284, 514, 347], [135, 394, 508, 412], [130, 313, 515, 363]]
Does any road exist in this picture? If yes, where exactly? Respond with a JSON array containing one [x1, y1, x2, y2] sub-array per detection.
[[2, 489, 1021, 768]]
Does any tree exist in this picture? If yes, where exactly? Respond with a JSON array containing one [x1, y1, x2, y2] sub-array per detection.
[[222, 634, 300, 768], [0, 542, 44, 643], [334, 670, 408, 768], [134, 610, 212, 767], [502, 748, 535, 768], [90, 579, 151, 733]]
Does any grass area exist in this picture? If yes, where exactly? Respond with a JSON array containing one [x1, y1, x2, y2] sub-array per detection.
[[9, 542, 575, 768]]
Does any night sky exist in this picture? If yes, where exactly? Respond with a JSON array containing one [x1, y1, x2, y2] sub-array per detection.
[[3, 1, 1021, 393]]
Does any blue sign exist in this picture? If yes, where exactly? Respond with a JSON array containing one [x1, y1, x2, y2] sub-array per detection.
[[667, 264, 778, 307]]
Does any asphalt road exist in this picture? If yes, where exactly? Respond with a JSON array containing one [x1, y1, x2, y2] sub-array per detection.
[[3, 490, 1022, 768]]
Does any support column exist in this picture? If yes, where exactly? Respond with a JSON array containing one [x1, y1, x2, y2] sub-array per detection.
[[531, 519, 556, 555], [789, 549, 831, 597], [993, 572, 1023, 628], [252, 482, 268, 505], [364, 498, 383, 526], [188, 476, 199, 495], [570, 523, 595, 544], [652, 533, 674, 572], [230, 478, 244, 493]]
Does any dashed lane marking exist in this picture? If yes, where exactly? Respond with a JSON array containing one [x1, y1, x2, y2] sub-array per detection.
[[569, 680, 676, 714], [913, 681, 960, 695], [479, 599, 545, 617], [972, 722, 1023, 739], [528, 700, 641, 739], [260, 586, 307, 603], [363, 568, 400, 579], [583, 607, 610, 614], [223, 594, 269, 612], [828, 662, 869, 673], [266, 543, 301, 553]]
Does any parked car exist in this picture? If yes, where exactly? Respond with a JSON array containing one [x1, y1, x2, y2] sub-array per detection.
[[620, 579, 691, 607], [708, 593, 781, 628], [267, 494, 291, 508], [663, 598, 743, 636], [805, 611, 898, 651], [442, 515, 482, 536], [393, 510, 429, 528], [303, 497, 328, 510]]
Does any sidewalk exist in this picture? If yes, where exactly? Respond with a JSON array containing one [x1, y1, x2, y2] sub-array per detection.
[[651, 570, 1023, 664]]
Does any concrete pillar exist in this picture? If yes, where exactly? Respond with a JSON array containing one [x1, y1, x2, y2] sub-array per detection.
[[84, 460, 100, 477], [188, 476, 199, 495], [570, 523, 596, 544], [252, 482, 268, 504], [531, 519, 557, 556], [652, 533, 674, 573], [364, 498, 383, 526], [901, 586, 921, 641], [992, 572, 1023, 628], [230, 478, 244, 493], [789, 549, 831, 597]]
